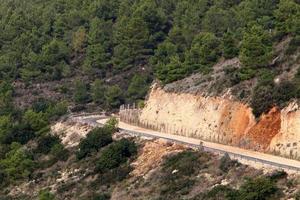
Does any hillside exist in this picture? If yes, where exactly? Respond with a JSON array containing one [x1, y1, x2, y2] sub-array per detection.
[[0, 0, 300, 199], [2, 119, 300, 199]]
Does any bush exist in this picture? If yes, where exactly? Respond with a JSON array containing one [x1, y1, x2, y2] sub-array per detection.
[[202, 185, 236, 200], [93, 164, 132, 186], [104, 117, 118, 133], [160, 176, 195, 197], [73, 80, 90, 104], [23, 109, 48, 133], [38, 189, 56, 200], [76, 127, 113, 160], [222, 31, 239, 59], [0, 142, 35, 181], [267, 170, 287, 181], [160, 151, 210, 198], [92, 194, 110, 200], [0, 168, 6, 186], [95, 139, 137, 173], [91, 79, 105, 105], [219, 153, 239, 172], [163, 151, 207, 176], [251, 83, 275, 118], [286, 36, 300, 55], [273, 81, 297, 106], [240, 24, 272, 68], [46, 101, 68, 120], [236, 177, 278, 200], [105, 85, 123, 109], [0, 117, 35, 145], [295, 190, 300, 200], [36, 135, 60, 154], [32, 98, 52, 113], [251, 80, 297, 117], [126, 74, 149, 102], [50, 143, 69, 161]]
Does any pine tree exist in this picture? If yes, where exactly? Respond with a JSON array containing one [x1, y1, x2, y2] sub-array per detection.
[[185, 32, 220, 72], [240, 24, 272, 68], [74, 80, 89, 104], [91, 79, 105, 104], [113, 16, 150, 70], [222, 31, 239, 59]]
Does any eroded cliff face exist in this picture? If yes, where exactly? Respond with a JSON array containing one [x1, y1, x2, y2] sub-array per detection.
[[270, 103, 300, 159], [137, 86, 300, 159]]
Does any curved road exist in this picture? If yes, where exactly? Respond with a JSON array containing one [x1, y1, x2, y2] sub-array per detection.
[[74, 115, 300, 173]]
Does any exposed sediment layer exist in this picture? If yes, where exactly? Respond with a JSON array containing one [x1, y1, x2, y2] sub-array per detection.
[[121, 86, 300, 160]]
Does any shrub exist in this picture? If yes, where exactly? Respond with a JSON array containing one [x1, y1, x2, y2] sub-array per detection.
[[104, 117, 118, 133], [0, 117, 35, 145], [92, 194, 110, 200], [273, 81, 297, 106], [0, 168, 6, 186], [267, 170, 287, 181], [237, 177, 278, 200], [32, 98, 52, 113], [105, 85, 123, 109], [38, 189, 56, 200], [76, 127, 113, 160], [126, 74, 149, 102], [203, 185, 236, 199], [46, 101, 68, 120], [251, 80, 297, 117], [36, 135, 60, 154], [137, 100, 145, 109], [95, 139, 137, 173], [73, 80, 90, 104], [219, 153, 239, 172], [295, 190, 300, 200], [251, 83, 275, 118], [286, 36, 300, 55], [163, 151, 207, 176], [225, 66, 256, 85], [240, 24, 272, 68], [50, 143, 69, 161], [160, 176, 195, 197], [4, 123, 35, 145], [94, 164, 132, 186], [91, 79, 105, 105], [0, 142, 35, 181], [23, 109, 48, 133], [160, 151, 210, 198], [222, 31, 239, 59]]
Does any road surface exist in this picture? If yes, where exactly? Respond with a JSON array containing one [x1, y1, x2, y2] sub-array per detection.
[[73, 115, 300, 173]]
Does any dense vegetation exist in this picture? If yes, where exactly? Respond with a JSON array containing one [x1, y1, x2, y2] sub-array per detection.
[[0, 0, 299, 113]]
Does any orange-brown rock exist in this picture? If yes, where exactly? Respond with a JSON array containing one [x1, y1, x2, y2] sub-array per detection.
[[122, 86, 300, 160], [131, 139, 185, 177], [247, 107, 281, 150]]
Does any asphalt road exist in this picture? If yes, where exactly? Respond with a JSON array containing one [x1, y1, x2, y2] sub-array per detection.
[[73, 115, 300, 173]]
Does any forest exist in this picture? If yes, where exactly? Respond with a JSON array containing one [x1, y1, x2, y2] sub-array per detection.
[[0, 0, 299, 113]]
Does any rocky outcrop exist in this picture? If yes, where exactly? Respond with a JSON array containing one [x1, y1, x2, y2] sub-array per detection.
[[129, 86, 300, 160], [270, 102, 300, 159]]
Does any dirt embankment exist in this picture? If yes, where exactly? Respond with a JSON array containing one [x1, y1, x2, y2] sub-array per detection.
[[131, 139, 185, 177], [137, 86, 300, 160], [51, 119, 92, 147]]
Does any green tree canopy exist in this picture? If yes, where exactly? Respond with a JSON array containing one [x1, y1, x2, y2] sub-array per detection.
[[240, 24, 272, 68]]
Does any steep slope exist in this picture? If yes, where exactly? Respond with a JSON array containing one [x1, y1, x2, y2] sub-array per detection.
[[132, 85, 300, 160]]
